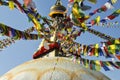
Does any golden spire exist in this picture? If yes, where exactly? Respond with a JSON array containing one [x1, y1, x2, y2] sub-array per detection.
[[49, 0, 67, 18]]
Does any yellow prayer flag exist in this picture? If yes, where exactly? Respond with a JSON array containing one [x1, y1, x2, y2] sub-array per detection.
[[95, 44, 99, 57], [88, 0, 97, 4], [115, 39, 120, 44], [85, 15, 90, 20], [96, 16, 100, 25], [95, 60, 101, 71], [109, 45, 116, 54], [95, 44, 99, 48], [72, 8, 80, 18], [105, 61, 111, 66], [72, 2, 85, 18], [28, 13, 35, 19], [116, 9, 120, 14], [109, 45, 115, 50], [33, 18, 42, 31], [28, 13, 42, 31], [111, 0, 118, 4], [8, 1, 14, 10], [81, 23, 87, 30]]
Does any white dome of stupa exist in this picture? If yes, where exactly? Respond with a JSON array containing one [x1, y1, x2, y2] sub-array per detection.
[[0, 57, 110, 80]]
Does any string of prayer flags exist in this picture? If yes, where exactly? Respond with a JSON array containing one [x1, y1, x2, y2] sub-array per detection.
[[84, 43, 120, 58], [24, 27, 35, 33], [24, 9, 37, 21], [0, 26, 40, 51], [105, 9, 120, 20], [22, 9, 42, 32], [87, 28, 115, 41], [89, 1, 114, 16], [97, 21, 119, 27], [0, 38, 15, 50], [79, 26, 115, 41], [64, 38, 120, 58], [87, 17, 119, 27], [5, 0, 38, 22], [5, 0, 41, 30], [0, 23, 42, 40], [97, 44, 115, 56], [23, 7, 42, 31], [80, 58, 120, 71], [87, 13, 119, 27], [1, 0, 43, 33], [102, 38, 120, 46]]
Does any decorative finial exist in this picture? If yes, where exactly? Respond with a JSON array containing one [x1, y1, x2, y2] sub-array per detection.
[[49, 0, 66, 18], [55, 0, 62, 5]]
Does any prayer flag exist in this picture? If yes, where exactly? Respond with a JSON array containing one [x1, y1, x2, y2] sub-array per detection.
[[8, 1, 14, 10], [104, 2, 114, 9], [88, 0, 97, 4], [110, 0, 118, 4], [95, 44, 99, 57], [94, 60, 101, 71], [23, 0, 32, 7]]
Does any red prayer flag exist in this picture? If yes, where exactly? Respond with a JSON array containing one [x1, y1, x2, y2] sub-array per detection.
[[101, 5, 107, 11], [107, 15, 116, 20], [91, 20, 96, 26], [68, 0, 74, 3]]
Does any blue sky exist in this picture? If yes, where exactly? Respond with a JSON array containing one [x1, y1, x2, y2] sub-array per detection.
[[0, 0, 120, 80]]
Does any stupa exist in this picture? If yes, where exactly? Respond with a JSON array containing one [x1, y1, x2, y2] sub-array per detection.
[[0, 0, 110, 80]]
